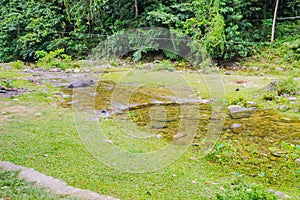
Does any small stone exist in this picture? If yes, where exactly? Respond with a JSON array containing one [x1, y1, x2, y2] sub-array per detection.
[[91, 92, 98, 97], [282, 94, 290, 97], [241, 66, 247, 71], [259, 73, 264, 76], [296, 158, 300, 165], [276, 67, 284, 72], [246, 101, 256, 106], [49, 68, 62, 72], [225, 71, 232, 75], [287, 97, 296, 101], [269, 147, 286, 157], [191, 180, 197, 184], [252, 66, 259, 71], [62, 94, 71, 99], [67, 100, 80, 105], [156, 134, 163, 139], [278, 105, 289, 111], [74, 68, 80, 73], [274, 191, 284, 197], [103, 139, 113, 143], [173, 133, 187, 139], [230, 123, 244, 133], [152, 125, 168, 129], [65, 68, 72, 73]]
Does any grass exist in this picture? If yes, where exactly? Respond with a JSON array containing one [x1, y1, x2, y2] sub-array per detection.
[[0, 169, 77, 200], [0, 68, 299, 199], [0, 104, 233, 199]]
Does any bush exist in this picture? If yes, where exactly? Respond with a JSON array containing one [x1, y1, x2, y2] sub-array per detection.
[[8, 60, 25, 70], [263, 91, 276, 101], [35, 49, 72, 70], [276, 77, 298, 96]]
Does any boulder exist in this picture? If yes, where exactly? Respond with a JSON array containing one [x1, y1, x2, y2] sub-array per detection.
[[68, 79, 95, 88], [228, 105, 254, 119]]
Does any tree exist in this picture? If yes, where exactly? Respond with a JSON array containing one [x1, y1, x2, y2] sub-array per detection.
[[271, 0, 280, 41]]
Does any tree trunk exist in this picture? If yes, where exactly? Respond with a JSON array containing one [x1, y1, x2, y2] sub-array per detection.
[[271, 0, 279, 42], [134, 0, 138, 17]]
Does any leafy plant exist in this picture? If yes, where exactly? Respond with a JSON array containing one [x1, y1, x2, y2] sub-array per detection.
[[206, 141, 236, 163], [226, 96, 247, 106], [36, 49, 71, 70], [216, 179, 278, 200], [8, 60, 26, 70], [155, 60, 175, 71], [275, 77, 298, 96], [263, 91, 276, 101]]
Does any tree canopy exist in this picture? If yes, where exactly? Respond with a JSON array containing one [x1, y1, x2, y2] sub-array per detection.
[[0, 0, 299, 62]]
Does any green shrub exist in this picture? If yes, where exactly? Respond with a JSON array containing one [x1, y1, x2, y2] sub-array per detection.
[[225, 96, 247, 107], [155, 60, 175, 71], [35, 49, 72, 70], [276, 77, 298, 96], [263, 91, 276, 101], [8, 60, 25, 70]]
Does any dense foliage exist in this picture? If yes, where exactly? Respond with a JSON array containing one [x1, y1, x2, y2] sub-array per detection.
[[0, 0, 299, 62]]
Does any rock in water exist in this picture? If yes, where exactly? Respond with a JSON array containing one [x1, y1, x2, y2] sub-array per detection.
[[68, 79, 95, 88], [228, 105, 254, 119], [230, 123, 244, 133]]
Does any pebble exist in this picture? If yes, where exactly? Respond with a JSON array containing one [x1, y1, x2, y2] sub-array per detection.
[[65, 68, 72, 73], [74, 68, 80, 73], [278, 105, 289, 111], [191, 143, 199, 146], [276, 67, 284, 72], [49, 68, 62, 72], [62, 94, 71, 99], [252, 66, 259, 71], [287, 97, 296, 101], [84, 68, 91, 73], [67, 100, 80, 105], [173, 132, 187, 139], [230, 123, 244, 133], [156, 134, 163, 139], [103, 139, 113, 143], [296, 158, 300, 165], [34, 112, 42, 116], [151, 125, 168, 129]]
